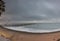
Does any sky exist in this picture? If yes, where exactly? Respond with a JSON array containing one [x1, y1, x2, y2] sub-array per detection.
[[3, 0, 60, 21]]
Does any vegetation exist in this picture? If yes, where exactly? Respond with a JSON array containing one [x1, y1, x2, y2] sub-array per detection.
[[0, 0, 5, 16]]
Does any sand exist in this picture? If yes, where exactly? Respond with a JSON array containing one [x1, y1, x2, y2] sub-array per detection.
[[0, 27, 60, 41]]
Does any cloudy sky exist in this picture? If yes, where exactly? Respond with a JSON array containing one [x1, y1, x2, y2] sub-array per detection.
[[3, 0, 60, 21]]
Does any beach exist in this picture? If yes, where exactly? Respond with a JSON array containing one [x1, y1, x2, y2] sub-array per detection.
[[0, 26, 60, 41]]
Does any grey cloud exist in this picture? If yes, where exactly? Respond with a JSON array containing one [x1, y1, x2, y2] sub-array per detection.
[[3, 0, 60, 21]]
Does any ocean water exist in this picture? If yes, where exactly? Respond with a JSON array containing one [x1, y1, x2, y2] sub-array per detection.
[[20, 23, 60, 30], [4, 23, 60, 30]]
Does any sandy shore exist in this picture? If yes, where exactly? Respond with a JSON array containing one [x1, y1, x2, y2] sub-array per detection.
[[0, 27, 60, 41]]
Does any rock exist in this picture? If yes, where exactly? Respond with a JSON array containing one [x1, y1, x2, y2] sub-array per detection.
[[0, 36, 10, 41]]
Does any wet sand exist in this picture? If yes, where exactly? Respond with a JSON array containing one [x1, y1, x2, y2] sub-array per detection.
[[0, 27, 60, 41]]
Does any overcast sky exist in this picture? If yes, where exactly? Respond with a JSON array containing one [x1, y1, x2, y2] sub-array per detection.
[[3, 0, 60, 21]]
